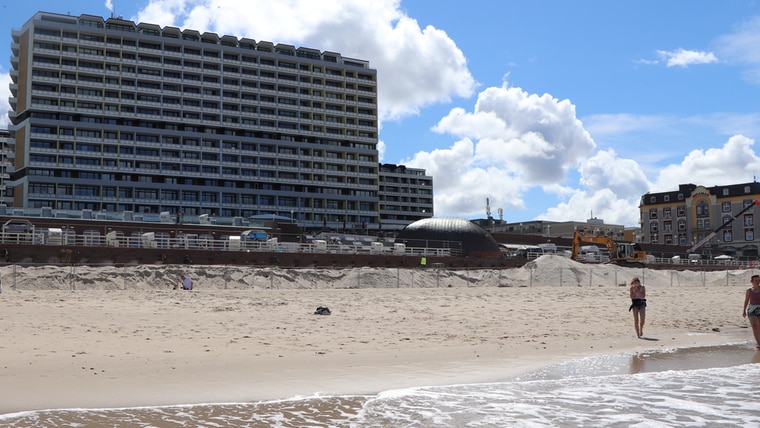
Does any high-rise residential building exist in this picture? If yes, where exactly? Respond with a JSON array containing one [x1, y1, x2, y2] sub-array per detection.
[[639, 182, 760, 258], [7, 11, 434, 231], [0, 129, 11, 207], [378, 163, 434, 231]]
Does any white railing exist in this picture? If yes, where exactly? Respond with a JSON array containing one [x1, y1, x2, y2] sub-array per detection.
[[0, 231, 463, 257]]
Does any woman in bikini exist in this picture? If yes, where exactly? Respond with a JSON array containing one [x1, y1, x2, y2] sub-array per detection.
[[742, 274, 760, 350], [629, 277, 646, 338]]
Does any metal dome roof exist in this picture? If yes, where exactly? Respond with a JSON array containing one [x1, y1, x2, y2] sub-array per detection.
[[396, 217, 501, 257]]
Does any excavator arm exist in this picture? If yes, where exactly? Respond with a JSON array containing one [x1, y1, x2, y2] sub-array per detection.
[[686, 199, 760, 254], [571, 231, 616, 259], [571, 230, 646, 266]]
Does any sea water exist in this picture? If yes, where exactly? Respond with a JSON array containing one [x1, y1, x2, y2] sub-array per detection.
[[2, 343, 759, 427]]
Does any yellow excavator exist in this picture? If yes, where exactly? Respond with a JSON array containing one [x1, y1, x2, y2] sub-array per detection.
[[570, 230, 647, 267]]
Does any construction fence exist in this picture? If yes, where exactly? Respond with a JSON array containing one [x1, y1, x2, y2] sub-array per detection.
[[0, 262, 757, 291]]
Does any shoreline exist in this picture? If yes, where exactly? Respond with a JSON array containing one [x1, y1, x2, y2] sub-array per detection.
[[0, 281, 753, 415], [3, 340, 752, 418], [1, 337, 748, 415]]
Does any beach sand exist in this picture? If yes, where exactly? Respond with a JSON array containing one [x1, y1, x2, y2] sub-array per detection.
[[0, 255, 755, 414]]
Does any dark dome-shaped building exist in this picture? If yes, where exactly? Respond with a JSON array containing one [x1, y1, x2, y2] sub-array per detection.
[[395, 217, 501, 258]]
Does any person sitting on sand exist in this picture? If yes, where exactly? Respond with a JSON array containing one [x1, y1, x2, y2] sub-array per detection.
[[180, 274, 193, 291], [742, 274, 760, 349], [628, 277, 646, 338]]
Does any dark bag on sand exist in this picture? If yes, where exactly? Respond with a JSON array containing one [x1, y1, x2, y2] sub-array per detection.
[[314, 306, 331, 315]]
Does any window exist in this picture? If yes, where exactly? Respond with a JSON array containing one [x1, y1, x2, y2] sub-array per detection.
[[80, 34, 104, 43], [139, 68, 161, 76], [696, 201, 710, 217], [722, 202, 732, 212], [76, 143, 100, 152], [30, 184, 55, 194], [76, 129, 101, 138], [31, 98, 58, 106], [75, 185, 100, 197], [79, 61, 103, 69]]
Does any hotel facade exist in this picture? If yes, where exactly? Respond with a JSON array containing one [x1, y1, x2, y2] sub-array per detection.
[[7, 12, 433, 231], [639, 182, 760, 258]]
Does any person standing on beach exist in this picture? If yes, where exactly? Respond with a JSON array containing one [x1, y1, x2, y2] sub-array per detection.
[[742, 274, 760, 349], [180, 274, 193, 291], [628, 277, 646, 338]]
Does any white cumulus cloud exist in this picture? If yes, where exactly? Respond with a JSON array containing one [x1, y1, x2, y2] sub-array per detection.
[[579, 149, 650, 196], [404, 83, 597, 218], [0, 71, 10, 128], [657, 48, 718, 67], [404, 138, 528, 216], [538, 149, 652, 225], [653, 135, 760, 190], [539, 188, 640, 225]]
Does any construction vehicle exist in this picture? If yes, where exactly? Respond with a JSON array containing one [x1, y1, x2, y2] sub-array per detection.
[[686, 199, 760, 259], [570, 230, 647, 267]]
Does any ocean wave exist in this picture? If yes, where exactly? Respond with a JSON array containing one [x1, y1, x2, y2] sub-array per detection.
[[3, 344, 759, 427]]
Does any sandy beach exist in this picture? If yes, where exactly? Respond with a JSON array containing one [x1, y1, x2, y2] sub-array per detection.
[[0, 255, 755, 415]]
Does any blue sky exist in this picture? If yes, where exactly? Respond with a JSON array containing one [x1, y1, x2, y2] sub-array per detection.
[[3, 1, 760, 227]]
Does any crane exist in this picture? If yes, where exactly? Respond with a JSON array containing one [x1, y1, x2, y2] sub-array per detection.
[[686, 199, 760, 255], [486, 198, 493, 230]]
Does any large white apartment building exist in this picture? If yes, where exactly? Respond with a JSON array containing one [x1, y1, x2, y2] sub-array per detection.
[[7, 11, 433, 230]]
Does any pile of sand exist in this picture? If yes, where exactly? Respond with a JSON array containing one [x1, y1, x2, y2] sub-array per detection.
[[0, 254, 749, 291]]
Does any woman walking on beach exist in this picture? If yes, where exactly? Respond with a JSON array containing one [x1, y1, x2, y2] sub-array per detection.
[[629, 277, 646, 338], [742, 274, 760, 349]]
